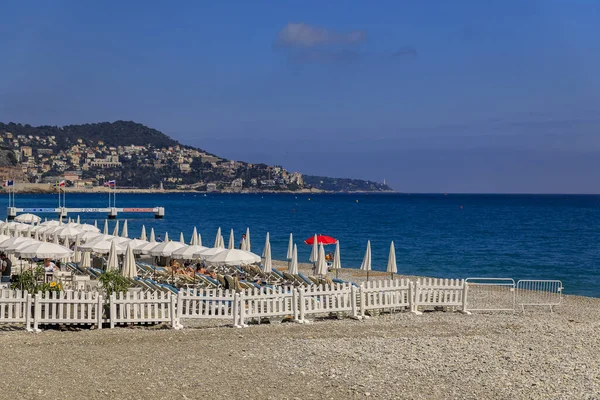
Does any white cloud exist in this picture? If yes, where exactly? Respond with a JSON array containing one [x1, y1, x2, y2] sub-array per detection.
[[276, 22, 366, 47]]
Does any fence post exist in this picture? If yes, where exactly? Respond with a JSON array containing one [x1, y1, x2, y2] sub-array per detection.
[[97, 295, 103, 329], [176, 292, 183, 329], [359, 284, 366, 319], [109, 293, 116, 329], [25, 291, 32, 332], [33, 293, 41, 332], [292, 288, 300, 323], [299, 289, 306, 323], [170, 294, 179, 329], [232, 292, 240, 328], [461, 281, 471, 315], [238, 292, 247, 328], [409, 281, 422, 315], [351, 285, 359, 319]]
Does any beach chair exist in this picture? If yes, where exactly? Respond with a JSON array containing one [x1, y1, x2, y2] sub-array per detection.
[[296, 273, 312, 285]]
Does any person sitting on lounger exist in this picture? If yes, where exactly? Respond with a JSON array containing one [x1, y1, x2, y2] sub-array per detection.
[[43, 258, 58, 272]]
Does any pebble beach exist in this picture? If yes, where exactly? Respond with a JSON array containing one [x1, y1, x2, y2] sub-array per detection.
[[0, 263, 598, 400]]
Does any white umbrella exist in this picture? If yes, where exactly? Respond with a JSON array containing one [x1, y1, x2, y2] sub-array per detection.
[[94, 220, 98, 229], [360, 240, 372, 281], [316, 243, 328, 276], [191, 227, 198, 245], [164, 232, 169, 242], [286, 233, 293, 260], [125, 238, 148, 253], [103, 220, 109, 235], [112, 220, 120, 237], [17, 242, 73, 259], [76, 215, 80, 224], [180, 232, 185, 244], [227, 229, 234, 250], [53, 234, 60, 245], [0, 236, 32, 251], [5, 238, 38, 254], [214, 227, 222, 248], [262, 241, 272, 273], [197, 231, 202, 247], [55, 226, 83, 239], [61, 237, 71, 265], [245, 227, 251, 252], [14, 213, 41, 224], [262, 232, 270, 257], [194, 247, 226, 260], [172, 244, 207, 260], [149, 228, 155, 242], [0, 234, 10, 244], [77, 231, 103, 243], [42, 232, 47, 242], [309, 234, 318, 263], [140, 225, 147, 241], [34, 230, 39, 241], [148, 240, 186, 257], [81, 238, 127, 255], [78, 223, 100, 233], [41, 220, 61, 227], [205, 249, 261, 266], [387, 241, 397, 279], [121, 243, 137, 279], [289, 244, 299, 275], [81, 250, 91, 268], [331, 241, 342, 277], [73, 236, 82, 263], [240, 238, 247, 251], [121, 220, 128, 238], [106, 240, 119, 271]]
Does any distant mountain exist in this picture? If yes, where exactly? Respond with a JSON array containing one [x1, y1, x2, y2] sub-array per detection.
[[0, 121, 393, 192]]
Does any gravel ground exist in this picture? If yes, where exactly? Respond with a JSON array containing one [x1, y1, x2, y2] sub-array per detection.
[[0, 265, 598, 400]]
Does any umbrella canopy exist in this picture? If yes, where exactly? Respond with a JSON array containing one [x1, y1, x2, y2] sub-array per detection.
[[112, 220, 120, 237], [80, 238, 127, 255], [289, 244, 299, 274], [360, 241, 372, 272], [41, 220, 61, 227], [94, 220, 98, 229], [194, 247, 226, 260], [262, 232, 270, 257], [164, 232, 169, 242], [148, 240, 186, 257], [214, 227, 222, 248], [17, 242, 73, 259], [286, 233, 294, 260], [77, 231, 103, 243], [387, 241, 397, 275], [121, 243, 137, 279], [103, 220, 109, 235], [180, 232, 185, 244], [304, 234, 337, 245], [121, 220, 128, 238], [172, 244, 208, 260], [227, 229, 234, 250], [140, 225, 147, 241], [14, 213, 41, 224], [0, 236, 32, 251], [106, 240, 119, 272], [316, 243, 328, 276], [191, 227, 198, 245], [73, 236, 82, 263], [81, 250, 91, 268], [78, 223, 100, 233], [309, 234, 318, 263], [205, 249, 261, 266], [245, 227, 251, 252], [332, 241, 342, 270], [55, 225, 83, 239], [76, 215, 80, 224], [149, 228, 155, 242], [262, 242, 272, 273], [5, 238, 38, 254]]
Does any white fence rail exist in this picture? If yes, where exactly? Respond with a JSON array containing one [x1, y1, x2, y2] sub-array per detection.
[[516, 280, 563, 312], [360, 279, 412, 317], [413, 278, 466, 314], [464, 278, 516, 313], [177, 288, 237, 327], [0, 290, 32, 331], [109, 291, 177, 329], [239, 286, 297, 327], [299, 284, 358, 321], [33, 291, 103, 332]]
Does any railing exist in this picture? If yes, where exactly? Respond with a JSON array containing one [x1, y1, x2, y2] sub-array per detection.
[[298, 283, 358, 322], [177, 288, 237, 327], [413, 278, 465, 314], [33, 291, 103, 332], [516, 280, 563, 312], [0, 290, 32, 331], [238, 286, 297, 327], [464, 278, 516, 313], [359, 279, 412, 317], [109, 291, 177, 329]]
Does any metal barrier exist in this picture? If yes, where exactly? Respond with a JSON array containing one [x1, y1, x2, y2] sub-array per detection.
[[516, 280, 563, 312], [464, 278, 515, 312]]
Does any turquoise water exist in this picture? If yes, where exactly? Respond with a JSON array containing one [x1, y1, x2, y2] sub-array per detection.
[[5, 193, 600, 297]]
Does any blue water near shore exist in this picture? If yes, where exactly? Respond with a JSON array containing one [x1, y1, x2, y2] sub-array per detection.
[[4, 193, 600, 297]]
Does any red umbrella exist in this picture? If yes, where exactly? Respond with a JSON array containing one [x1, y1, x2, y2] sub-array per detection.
[[304, 235, 337, 245]]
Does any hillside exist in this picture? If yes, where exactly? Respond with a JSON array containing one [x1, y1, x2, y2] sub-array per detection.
[[0, 121, 393, 192]]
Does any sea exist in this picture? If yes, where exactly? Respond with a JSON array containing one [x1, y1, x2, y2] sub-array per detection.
[[4, 193, 600, 297]]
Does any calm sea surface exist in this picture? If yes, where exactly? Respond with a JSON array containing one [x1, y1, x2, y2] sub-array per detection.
[[5, 193, 600, 297]]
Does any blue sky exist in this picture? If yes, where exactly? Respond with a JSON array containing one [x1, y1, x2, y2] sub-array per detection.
[[1, 0, 600, 193]]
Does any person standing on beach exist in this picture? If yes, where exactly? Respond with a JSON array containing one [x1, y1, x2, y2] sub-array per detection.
[[156, 235, 163, 243], [0, 254, 12, 283], [239, 234, 246, 249]]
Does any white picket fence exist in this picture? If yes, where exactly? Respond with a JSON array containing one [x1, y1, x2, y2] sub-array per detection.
[[359, 279, 412, 317], [177, 288, 238, 327], [0, 277, 563, 332], [33, 291, 103, 332], [109, 291, 177, 329]]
